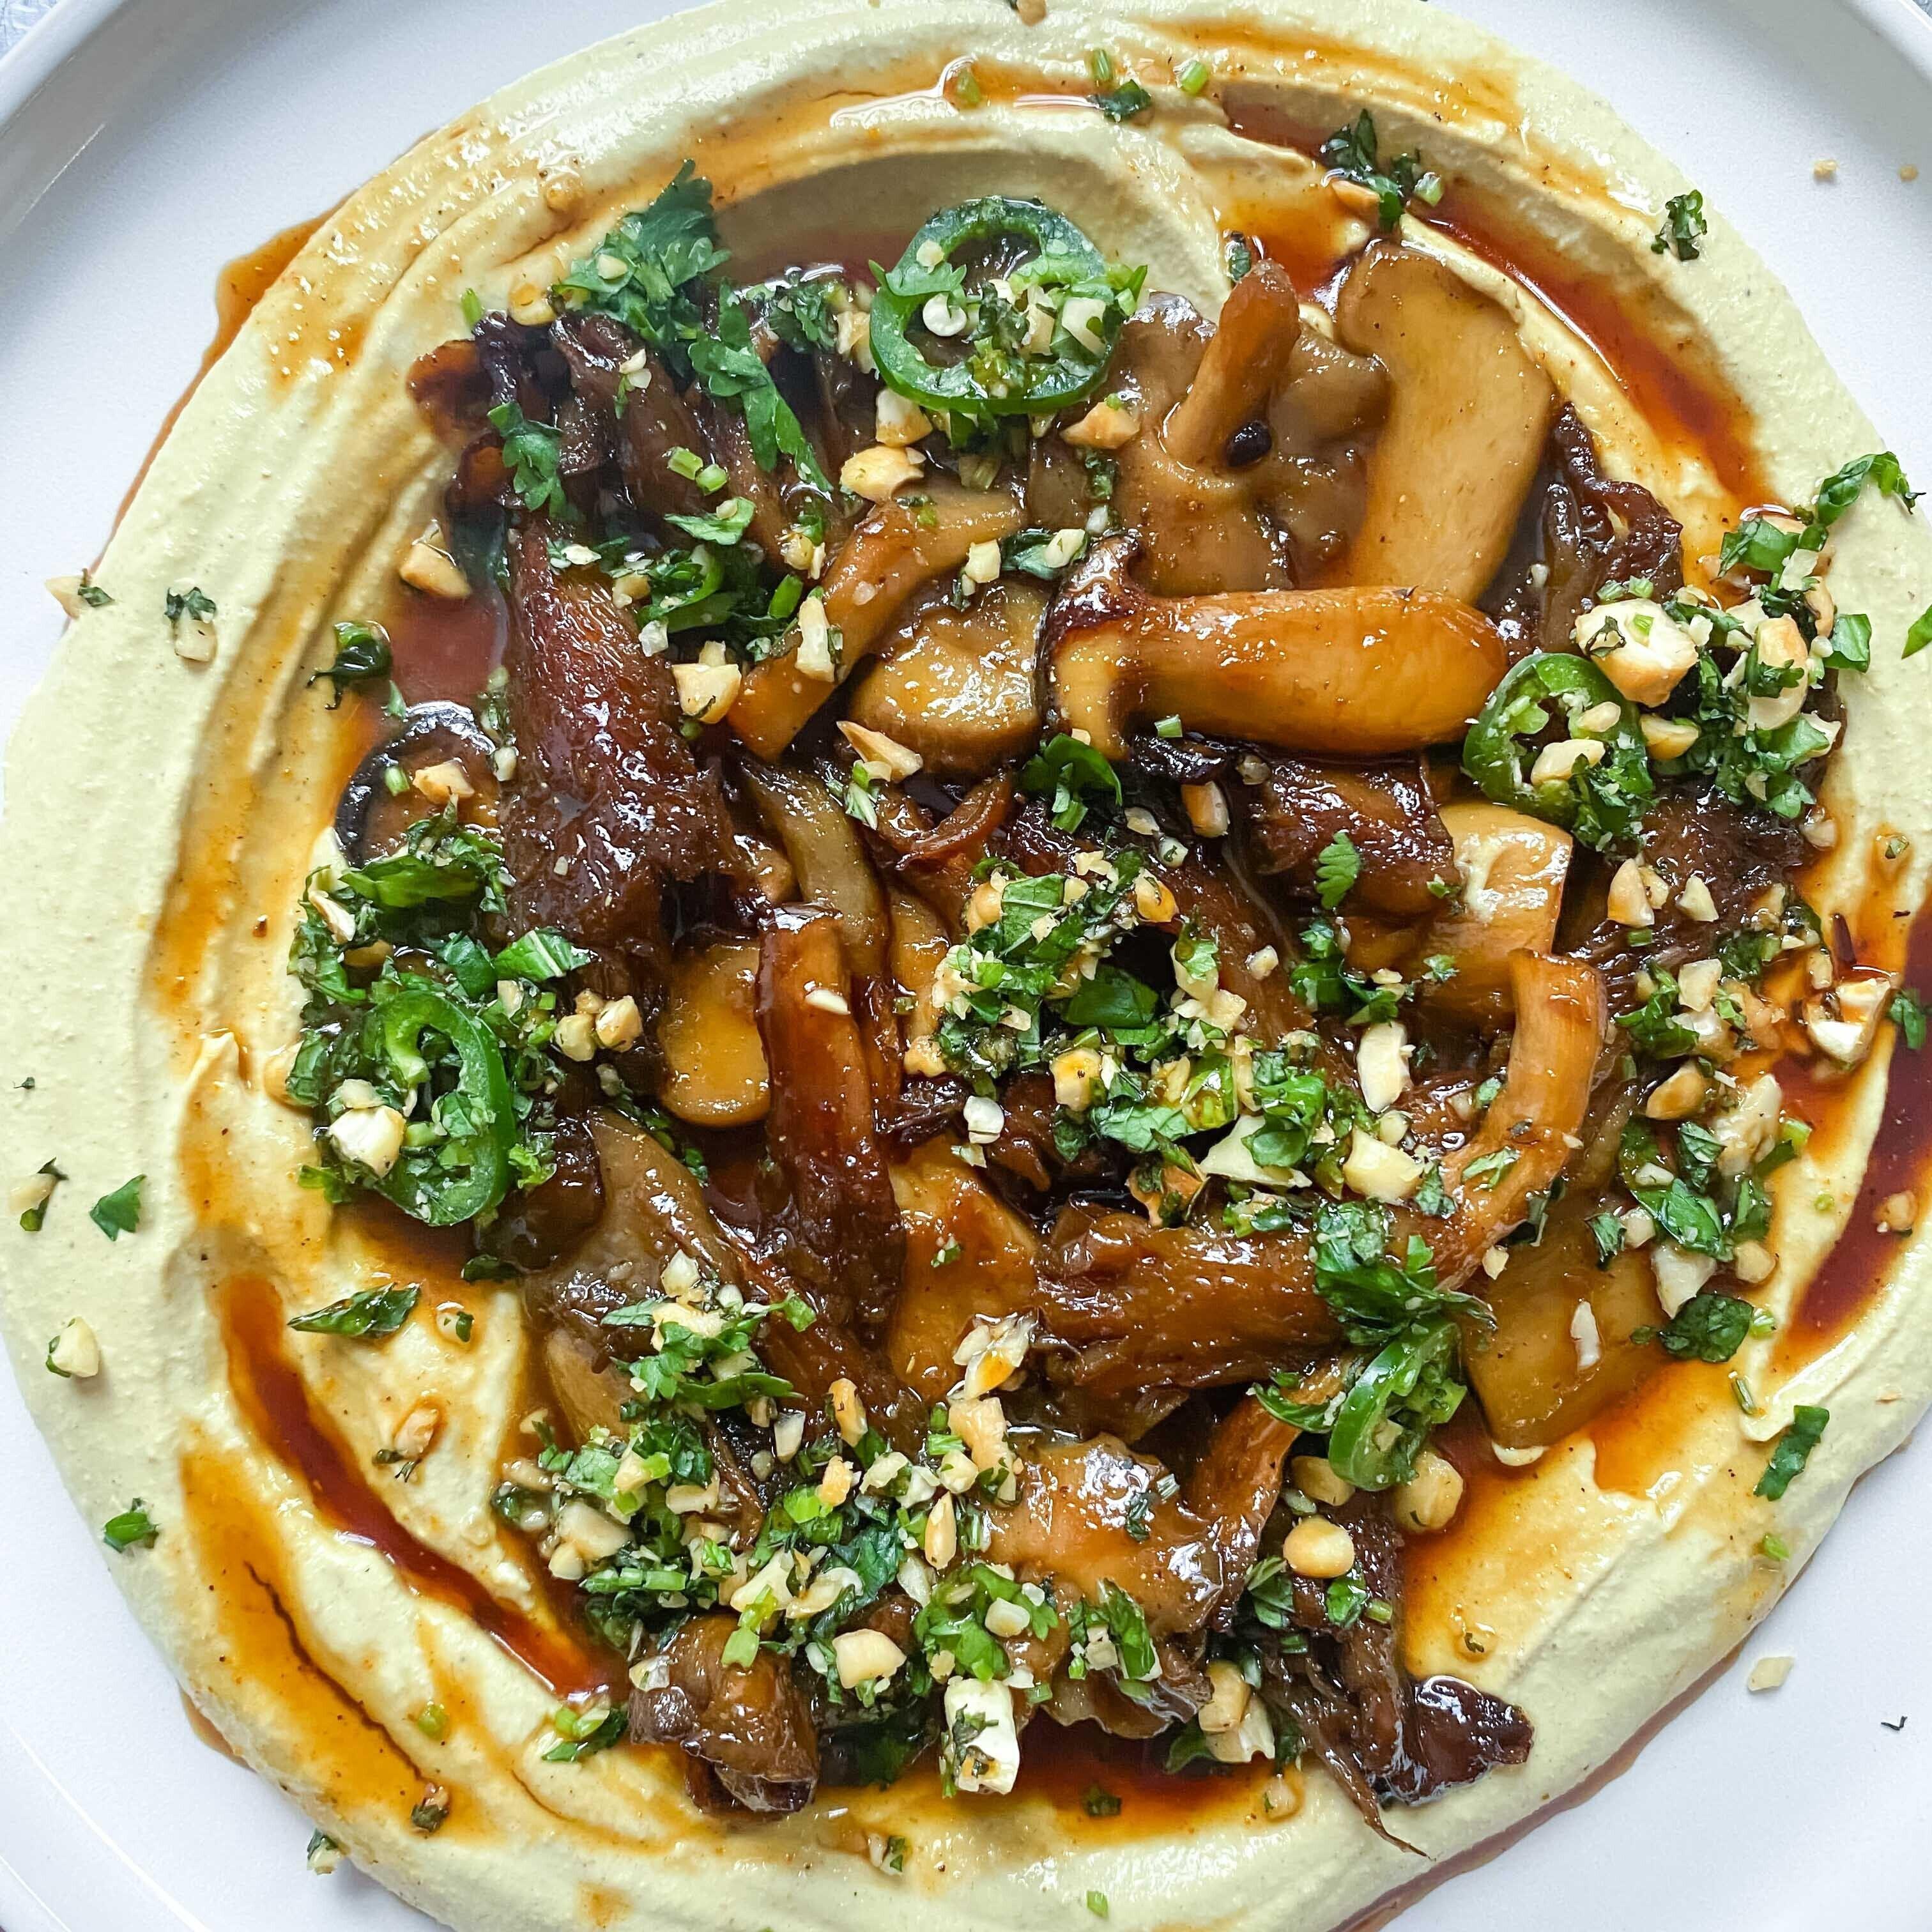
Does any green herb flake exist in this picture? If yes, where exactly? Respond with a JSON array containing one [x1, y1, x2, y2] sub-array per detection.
[[1906, 603, 1932, 661], [1754, 1404, 1829, 1500], [1652, 190, 1708, 261], [1094, 79, 1153, 122], [1083, 1783, 1123, 1817], [164, 585, 217, 627], [89, 1174, 144, 1241], [1020, 732, 1122, 832], [410, 1793, 451, 1834], [103, 1500, 159, 1551], [1087, 1892, 1111, 1920], [493, 928, 595, 983], [1177, 56, 1211, 95], [1314, 829, 1361, 909], [310, 620, 394, 709], [1891, 988, 1929, 1050], [488, 402, 572, 521], [1319, 110, 1434, 231], [288, 1284, 420, 1340], [541, 1704, 627, 1761]]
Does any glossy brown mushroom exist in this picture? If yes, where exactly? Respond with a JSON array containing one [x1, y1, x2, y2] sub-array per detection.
[[729, 482, 1023, 759], [1046, 534, 1510, 760]]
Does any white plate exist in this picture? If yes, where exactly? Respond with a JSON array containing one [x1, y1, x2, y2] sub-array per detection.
[[2, 1, 1929, 1928]]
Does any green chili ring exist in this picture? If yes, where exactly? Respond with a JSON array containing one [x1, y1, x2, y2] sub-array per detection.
[[372, 984, 515, 1225], [1460, 649, 1654, 845], [1325, 1317, 1465, 1491], [870, 196, 1123, 420]]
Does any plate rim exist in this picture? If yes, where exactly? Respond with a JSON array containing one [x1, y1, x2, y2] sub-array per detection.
[[0, 4, 1929, 1931]]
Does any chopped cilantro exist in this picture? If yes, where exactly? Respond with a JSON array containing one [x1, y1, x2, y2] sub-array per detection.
[[310, 620, 393, 708], [1906, 604, 1932, 661], [1754, 1404, 1828, 1499], [1652, 1290, 1754, 1363], [17, 1158, 63, 1232], [164, 585, 217, 627], [1319, 110, 1438, 229], [1314, 829, 1360, 908], [1652, 190, 1708, 261], [1094, 79, 1152, 121], [488, 402, 572, 522], [492, 928, 594, 982], [689, 291, 831, 492], [288, 1284, 419, 1339], [1019, 733, 1122, 832], [1890, 988, 1928, 1050], [89, 1174, 143, 1241]]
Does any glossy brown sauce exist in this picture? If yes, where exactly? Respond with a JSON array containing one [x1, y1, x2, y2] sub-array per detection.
[[178, 1440, 427, 1818], [218, 1275, 617, 1699], [1778, 901, 1932, 1346]]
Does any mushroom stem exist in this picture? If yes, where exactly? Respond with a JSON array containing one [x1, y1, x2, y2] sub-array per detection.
[[1445, 949, 1606, 1243], [1163, 260, 1303, 469], [1046, 536, 1510, 760]]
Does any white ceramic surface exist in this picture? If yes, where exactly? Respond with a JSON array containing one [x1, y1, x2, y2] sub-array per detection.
[[1, 2, 1929, 1928]]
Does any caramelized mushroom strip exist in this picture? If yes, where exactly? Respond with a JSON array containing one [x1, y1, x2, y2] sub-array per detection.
[[1441, 950, 1607, 1231], [735, 1241, 930, 1458], [886, 1139, 1041, 1403], [730, 482, 1024, 759], [1330, 241, 1558, 601], [521, 1112, 767, 1533], [847, 580, 1045, 778], [1184, 1395, 1300, 1632], [1418, 802, 1574, 1029], [501, 518, 735, 977], [755, 907, 905, 1330], [1041, 1208, 1339, 1397], [1239, 755, 1456, 921], [985, 1436, 1224, 1637], [549, 314, 714, 525], [1041, 951, 1603, 1396], [860, 771, 1016, 930], [1047, 535, 1508, 760], [657, 940, 769, 1127], [1162, 261, 1304, 468], [630, 1613, 819, 1814], [742, 763, 889, 977]]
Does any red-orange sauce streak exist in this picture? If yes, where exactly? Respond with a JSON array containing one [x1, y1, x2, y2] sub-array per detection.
[[1781, 903, 1932, 1343], [220, 1276, 617, 1700]]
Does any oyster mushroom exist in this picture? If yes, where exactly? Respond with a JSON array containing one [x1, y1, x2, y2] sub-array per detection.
[[1045, 533, 1509, 760]]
